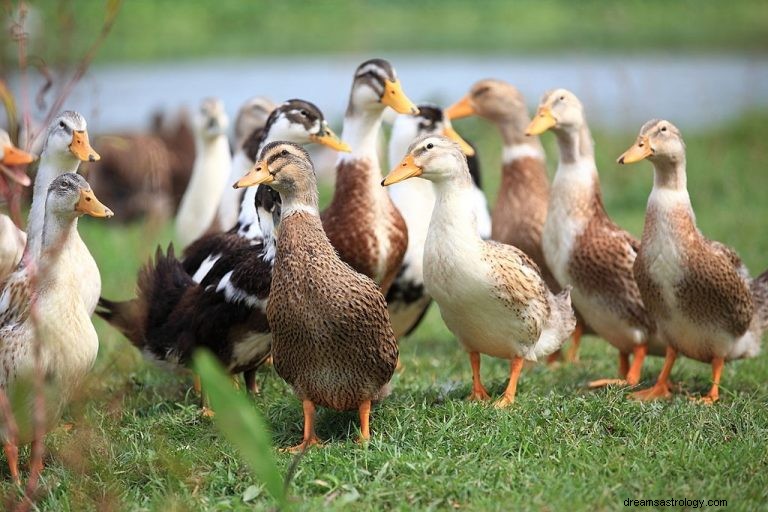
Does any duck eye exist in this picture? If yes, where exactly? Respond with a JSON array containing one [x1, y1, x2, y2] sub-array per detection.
[[281, 150, 288, 156], [661, 126, 668, 132], [559, 96, 565, 101], [300, 110, 308, 117], [426, 143, 434, 150], [59, 121, 66, 129]]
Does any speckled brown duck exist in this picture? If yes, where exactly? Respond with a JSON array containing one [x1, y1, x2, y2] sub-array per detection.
[[321, 58, 419, 294], [618, 119, 768, 402], [382, 135, 575, 407], [526, 89, 666, 387], [236, 141, 398, 452], [446, 79, 589, 363]]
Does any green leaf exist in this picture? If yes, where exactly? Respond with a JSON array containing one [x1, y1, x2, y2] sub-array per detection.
[[242, 485, 261, 503], [192, 350, 287, 508]]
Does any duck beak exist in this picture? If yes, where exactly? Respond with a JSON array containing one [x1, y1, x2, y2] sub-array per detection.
[[69, 130, 100, 162], [382, 154, 422, 186], [234, 161, 274, 189], [0, 163, 31, 187], [525, 107, 557, 136], [310, 127, 351, 152], [445, 95, 476, 120], [442, 125, 475, 156], [1, 144, 36, 166], [381, 79, 419, 115], [617, 137, 653, 164], [75, 188, 113, 218]]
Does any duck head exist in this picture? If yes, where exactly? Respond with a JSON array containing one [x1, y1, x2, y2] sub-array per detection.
[[0, 129, 35, 186], [47, 172, 113, 220], [233, 141, 316, 200], [382, 135, 466, 186], [446, 79, 529, 126], [391, 104, 475, 157], [525, 88, 585, 136], [42, 111, 100, 163], [196, 98, 229, 140], [618, 119, 686, 167], [265, 99, 350, 152], [347, 58, 419, 116]]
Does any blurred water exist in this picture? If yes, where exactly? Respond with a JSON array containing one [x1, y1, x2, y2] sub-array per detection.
[[8, 53, 768, 134]]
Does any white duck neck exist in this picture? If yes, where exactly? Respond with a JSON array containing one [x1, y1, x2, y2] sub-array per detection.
[[652, 157, 688, 193], [430, 174, 481, 243], [553, 121, 595, 166], [340, 107, 384, 165], [25, 152, 80, 261]]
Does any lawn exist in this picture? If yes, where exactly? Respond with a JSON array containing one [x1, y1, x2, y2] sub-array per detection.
[[1, 114, 767, 510]]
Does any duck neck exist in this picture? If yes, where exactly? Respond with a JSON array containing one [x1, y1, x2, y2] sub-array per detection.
[[26, 152, 80, 260], [281, 180, 320, 221], [38, 212, 78, 282], [553, 121, 594, 166], [652, 157, 688, 193], [430, 174, 481, 243], [340, 107, 384, 166]]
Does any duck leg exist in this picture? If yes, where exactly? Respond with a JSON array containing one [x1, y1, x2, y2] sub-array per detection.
[[284, 400, 321, 453], [468, 352, 491, 401], [3, 441, 19, 484], [694, 357, 724, 405], [495, 357, 525, 408], [244, 370, 260, 395], [624, 344, 647, 386], [566, 321, 583, 363], [588, 351, 631, 388], [358, 400, 372, 443], [631, 346, 677, 401]]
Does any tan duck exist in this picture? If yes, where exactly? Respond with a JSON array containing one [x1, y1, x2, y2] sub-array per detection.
[[0, 173, 112, 482], [526, 89, 665, 386], [618, 120, 768, 402], [321, 58, 418, 294], [382, 136, 575, 406], [236, 141, 397, 451], [446, 79, 587, 362], [0, 130, 36, 280]]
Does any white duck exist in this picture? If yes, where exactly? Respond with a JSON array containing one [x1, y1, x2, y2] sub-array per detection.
[[386, 104, 490, 339], [382, 136, 575, 407], [175, 98, 231, 247], [0, 173, 112, 482]]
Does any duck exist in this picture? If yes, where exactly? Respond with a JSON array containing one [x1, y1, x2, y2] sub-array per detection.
[[97, 100, 349, 396], [175, 98, 232, 247], [446, 79, 589, 363], [0, 130, 36, 280], [382, 135, 575, 406], [0, 173, 112, 483], [15, 112, 102, 316], [525, 89, 665, 386], [236, 141, 397, 451], [618, 119, 768, 402], [215, 96, 277, 232], [320, 58, 419, 294], [385, 104, 490, 339]]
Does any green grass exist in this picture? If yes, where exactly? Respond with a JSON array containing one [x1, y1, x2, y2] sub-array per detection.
[[2, 115, 768, 510], [4, 0, 768, 66]]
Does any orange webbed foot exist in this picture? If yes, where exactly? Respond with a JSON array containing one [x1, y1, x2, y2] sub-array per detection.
[[494, 394, 515, 409], [468, 386, 491, 402], [281, 436, 322, 454], [588, 378, 630, 389], [201, 406, 216, 418], [630, 382, 672, 401]]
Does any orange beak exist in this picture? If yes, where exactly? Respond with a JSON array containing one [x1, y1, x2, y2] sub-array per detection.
[[75, 188, 113, 218], [525, 106, 557, 136], [69, 130, 100, 162], [309, 126, 351, 153], [234, 160, 274, 189], [617, 136, 653, 164], [381, 154, 422, 186], [381, 79, 419, 115], [442, 125, 475, 156], [1, 144, 36, 166], [445, 94, 476, 120]]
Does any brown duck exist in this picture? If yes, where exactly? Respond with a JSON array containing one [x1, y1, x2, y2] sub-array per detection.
[[236, 141, 398, 451], [321, 58, 418, 294], [619, 119, 768, 402], [526, 89, 666, 386], [446, 79, 589, 362]]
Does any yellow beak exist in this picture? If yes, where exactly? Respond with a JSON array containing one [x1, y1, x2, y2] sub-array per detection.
[[69, 130, 100, 162], [445, 95, 476, 120], [75, 188, 113, 218], [309, 127, 351, 153], [234, 160, 274, 189], [443, 125, 475, 156], [2, 144, 36, 166], [525, 107, 557, 136], [381, 79, 419, 115], [617, 137, 653, 164], [381, 154, 422, 186]]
